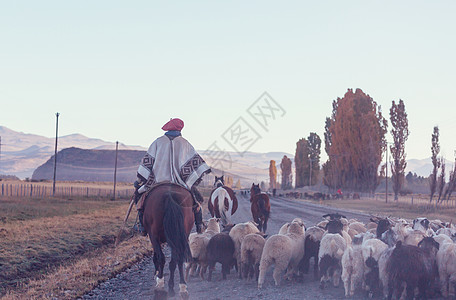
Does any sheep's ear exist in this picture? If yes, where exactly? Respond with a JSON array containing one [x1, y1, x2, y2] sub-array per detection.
[[370, 218, 379, 224], [417, 239, 423, 247]]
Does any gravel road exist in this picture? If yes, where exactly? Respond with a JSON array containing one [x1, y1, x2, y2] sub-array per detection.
[[82, 195, 379, 300]]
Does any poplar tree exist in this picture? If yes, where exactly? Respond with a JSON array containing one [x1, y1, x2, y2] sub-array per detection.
[[390, 99, 409, 200]]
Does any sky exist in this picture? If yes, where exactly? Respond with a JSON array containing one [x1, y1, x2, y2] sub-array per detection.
[[1, 1, 455, 162]]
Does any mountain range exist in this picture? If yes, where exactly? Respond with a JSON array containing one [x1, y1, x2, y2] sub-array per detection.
[[0, 125, 451, 182]]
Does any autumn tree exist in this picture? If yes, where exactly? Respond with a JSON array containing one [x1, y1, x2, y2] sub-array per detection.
[[429, 126, 440, 202], [295, 138, 309, 188], [280, 155, 292, 190], [235, 179, 242, 189], [269, 160, 277, 190], [295, 133, 321, 188], [390, 99, 410, 201], [323, 88, 387, 192], [308, 132, 321, 186]]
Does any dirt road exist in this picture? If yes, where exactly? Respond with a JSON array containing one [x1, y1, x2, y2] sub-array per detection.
[[82, 195, 375, 300]]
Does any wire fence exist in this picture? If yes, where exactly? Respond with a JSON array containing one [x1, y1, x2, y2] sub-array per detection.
[[0, 183, 133, 199]]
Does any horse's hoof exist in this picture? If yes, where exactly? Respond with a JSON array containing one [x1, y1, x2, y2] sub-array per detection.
[[180, 291, 189, 300], [168, 289, 175, 298], [179, 284, 189, 300], [154, 289, 168, 300]]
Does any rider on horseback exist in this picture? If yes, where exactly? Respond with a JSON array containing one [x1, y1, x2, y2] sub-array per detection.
[[134, 118, 211, 235]]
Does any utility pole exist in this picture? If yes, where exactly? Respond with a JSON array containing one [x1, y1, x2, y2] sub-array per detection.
[[113, 141, 119, 200], [309, 158, 313, 186], [52, 112, 60, 196], [0, 136, 2, 175], [385, 144, 388, 203]]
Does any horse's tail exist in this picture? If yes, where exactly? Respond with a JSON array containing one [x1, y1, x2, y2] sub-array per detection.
[[163, 192, 191, 263], [258, 196, 270, 219]]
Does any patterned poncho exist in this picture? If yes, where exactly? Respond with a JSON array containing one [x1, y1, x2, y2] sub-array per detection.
[[136, 135, 211, 193]]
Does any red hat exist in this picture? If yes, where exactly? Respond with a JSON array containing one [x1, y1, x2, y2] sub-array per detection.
[[162, 118, 184, 131]]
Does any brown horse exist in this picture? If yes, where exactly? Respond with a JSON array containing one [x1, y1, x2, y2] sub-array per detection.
[[142, 183, 194, 299], [250, 183, 270, 233], [208, 176, 238, 227]]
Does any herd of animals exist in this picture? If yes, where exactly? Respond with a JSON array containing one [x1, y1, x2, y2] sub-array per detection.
[[187, 177, 456, 300]]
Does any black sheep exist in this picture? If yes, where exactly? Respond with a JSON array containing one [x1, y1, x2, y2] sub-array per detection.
[[206, 233, 236, 281], [386, 240, 439, 300]]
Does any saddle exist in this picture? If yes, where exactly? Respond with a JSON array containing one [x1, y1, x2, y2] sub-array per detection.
[[136, 182, 200, 211]]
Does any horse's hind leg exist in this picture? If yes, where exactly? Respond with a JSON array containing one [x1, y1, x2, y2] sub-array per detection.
[[150, 236, 167, 299], [168, 257, 176, 297], [178, 261, 189, 300]]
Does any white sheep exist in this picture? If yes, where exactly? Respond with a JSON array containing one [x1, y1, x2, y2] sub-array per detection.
[[186, 218, 221, 280], [318, 232, 347, 288], [434, 233, 453, 246], [341, 241, 364, 297], [278, 222, 290, 235], [349, 221, 367, 234], [240, 233, 266, 280], [229, 221, 260, 276], [403, 230, 425, 246], [378, 247, 394, 298], [257, 222, 305, 288], [437, 241, 456, 298]]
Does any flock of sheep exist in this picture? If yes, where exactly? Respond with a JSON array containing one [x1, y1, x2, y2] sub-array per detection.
[[185, 213, 456, 299]]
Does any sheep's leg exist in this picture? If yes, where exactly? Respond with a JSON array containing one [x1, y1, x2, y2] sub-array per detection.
[[258, 257, 271, 289], [199, 262, 207, 280], [184, 262, 191, 282], [255, 263, 260, 281], [273, 264, 286, 286], [313, 256, 319, 280], [448, 273, 456, 298], [341, 267, 350, 297], [222, 263, 229, 280], [333, 267, 341, 287], [208, 262, 215, 282]]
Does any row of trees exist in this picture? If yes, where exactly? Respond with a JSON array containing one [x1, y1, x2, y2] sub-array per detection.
[[428, 126, 456, 202], [267, 88, 455, 200]]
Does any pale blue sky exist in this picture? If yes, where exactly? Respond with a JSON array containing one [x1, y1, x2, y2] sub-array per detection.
[[1, 1, 455, 161]]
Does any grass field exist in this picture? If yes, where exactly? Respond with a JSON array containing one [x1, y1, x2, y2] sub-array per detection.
[[0, 194, 151, 298], [0, 184, 214, 299]]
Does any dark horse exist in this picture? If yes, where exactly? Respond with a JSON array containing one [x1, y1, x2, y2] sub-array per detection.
[[142, 183, 194, 300], [250, 183, 270, 233], [208, 176, 238, 227]]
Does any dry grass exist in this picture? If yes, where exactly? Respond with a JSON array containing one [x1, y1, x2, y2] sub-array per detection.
[[2, 235, 151, 300], [0, 199, 145, 296]]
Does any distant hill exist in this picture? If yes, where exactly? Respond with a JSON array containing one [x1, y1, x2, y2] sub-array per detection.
[[0, 126, 145, 178], [31, 147, 252, 186]]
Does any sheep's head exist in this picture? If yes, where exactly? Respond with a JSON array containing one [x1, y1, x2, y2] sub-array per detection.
[[288, 222, 305, 235], [322, 212, 346, 221], [376, 219, 392, 238], [418, 236, 439, 257], [413, 217, 430, 232], [325, 219, 343, 234]]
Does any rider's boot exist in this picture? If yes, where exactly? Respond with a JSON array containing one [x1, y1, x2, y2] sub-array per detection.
[[193, 204, 204, 234], [136, 209, 147, 236]]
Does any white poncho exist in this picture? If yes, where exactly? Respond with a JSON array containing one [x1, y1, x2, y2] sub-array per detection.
[[137, 135, 210, 193]]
